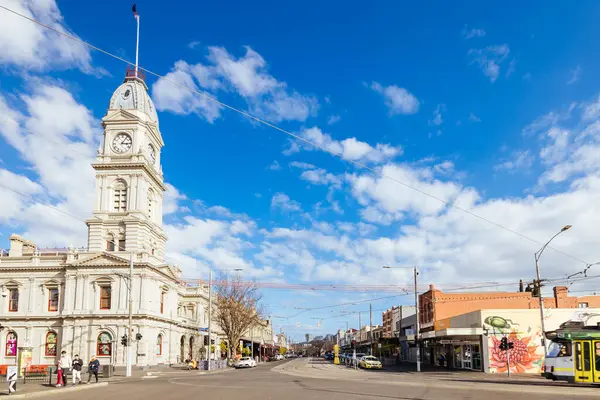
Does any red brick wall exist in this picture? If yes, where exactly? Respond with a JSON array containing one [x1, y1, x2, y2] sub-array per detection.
[[419, 284, 600, 330]]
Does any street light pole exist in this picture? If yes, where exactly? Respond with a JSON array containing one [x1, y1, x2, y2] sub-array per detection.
[[126, 251, 133, 377], [383, 265, 420, 372], [414, 266, 421, 373], [207, 268, 212, 371], [535, 225, 572, 355]]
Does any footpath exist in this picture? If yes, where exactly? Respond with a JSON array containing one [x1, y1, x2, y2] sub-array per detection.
[[272, 358, 599, 397], [0, 365, 232, 398]]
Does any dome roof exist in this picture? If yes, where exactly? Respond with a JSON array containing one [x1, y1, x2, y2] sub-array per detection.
[[108, 76, 158, 125]]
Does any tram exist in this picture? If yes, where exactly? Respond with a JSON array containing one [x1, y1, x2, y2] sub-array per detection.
[[543, 321, 600, 384]]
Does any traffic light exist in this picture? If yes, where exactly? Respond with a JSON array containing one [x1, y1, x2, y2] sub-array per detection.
[[204, 336, 209, 346], [136, 333, 143, 341], [508, 341, 514, 350], [121, 334, 128, 346], [500, 336, 508, 350]]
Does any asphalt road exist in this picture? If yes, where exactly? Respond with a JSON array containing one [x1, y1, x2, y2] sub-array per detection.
[[50, 359, 600, 400]]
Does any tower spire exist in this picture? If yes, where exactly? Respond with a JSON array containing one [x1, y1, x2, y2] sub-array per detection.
[[132, 4, 140, 78]]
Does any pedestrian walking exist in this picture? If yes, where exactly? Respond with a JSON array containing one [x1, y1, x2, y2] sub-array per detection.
[[87, 355, 100, 384], [57, 350, 72, 387], [72, 354, 83, 385]]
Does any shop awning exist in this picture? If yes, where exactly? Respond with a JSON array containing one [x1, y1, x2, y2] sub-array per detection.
[[421, 327, 484, 339]]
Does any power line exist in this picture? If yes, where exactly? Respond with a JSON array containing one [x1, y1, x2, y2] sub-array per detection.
[[0, 4, 589, 266]]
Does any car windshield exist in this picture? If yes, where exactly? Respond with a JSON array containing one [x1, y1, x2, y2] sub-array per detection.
[[240, 357, 251, 361], [363, 356, 378, 361]]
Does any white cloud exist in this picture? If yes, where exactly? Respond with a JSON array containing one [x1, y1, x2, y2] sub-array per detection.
[[468, 45, 510, 82], [0, 0, 100, 74], [347, 163, 463, 217], [164, 183, 188, 215], [289, 161, 316, 170], [567, 65, 582, 85], [153, 46, 318, 123], [463, 27, 486, 39], [271, 193, 302, 212], [286, 127, 402, 164], [429, 104, 446, 126], [0, 83, 100, 246], [328, 115, 341, 125], [369, 82, 420, 115], [268, 160, 281, 171], [188, 40, 202, 49], [300, 168, 342, 188], [468, 113, 481, 122], [151, 61, 222, 123], [494, 150, 535, 173], [583, 95, 600, 121]]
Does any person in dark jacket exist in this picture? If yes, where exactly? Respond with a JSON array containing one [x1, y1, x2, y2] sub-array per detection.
[[72, 354, 83, 385], [87, 355, 100, 384]]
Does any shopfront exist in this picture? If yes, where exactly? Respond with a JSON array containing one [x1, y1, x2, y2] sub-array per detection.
[[421, 329, 485, 371]]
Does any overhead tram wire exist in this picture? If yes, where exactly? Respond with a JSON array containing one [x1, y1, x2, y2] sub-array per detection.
[[0, 179, 595, 294], [0, 4, 590, 267]]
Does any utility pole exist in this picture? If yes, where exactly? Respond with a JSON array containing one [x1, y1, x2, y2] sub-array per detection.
[[207, 269, 212, 371], [358, 312, 362, 344], [414, 266, 421, 373], [369, 303, 373, 356], [126, 251, 133, 377]]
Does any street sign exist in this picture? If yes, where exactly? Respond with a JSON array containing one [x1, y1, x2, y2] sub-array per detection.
[[6, 366, 17, 382], [198, 328, 208, 332], [378, 343, 382, 348], [7, 365, 17, 394]]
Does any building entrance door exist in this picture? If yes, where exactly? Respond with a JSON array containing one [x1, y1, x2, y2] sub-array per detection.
[[462, 345, 472, 369]]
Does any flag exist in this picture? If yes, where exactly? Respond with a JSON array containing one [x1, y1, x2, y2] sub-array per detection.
[[132, 3, 139, 18]]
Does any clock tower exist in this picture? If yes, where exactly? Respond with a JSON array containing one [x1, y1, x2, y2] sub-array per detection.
[[86, 69, 167, 264]]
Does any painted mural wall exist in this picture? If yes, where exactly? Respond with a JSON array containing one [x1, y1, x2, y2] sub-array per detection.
[[481, 309, 600, 374]]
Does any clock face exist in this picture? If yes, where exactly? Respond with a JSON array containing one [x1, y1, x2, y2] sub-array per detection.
[[112, 133, 132, 153], [148, 144, 156, 163]]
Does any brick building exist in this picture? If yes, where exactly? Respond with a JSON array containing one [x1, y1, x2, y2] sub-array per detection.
[[382, 307, 395, 338], [415, 284, 600, 374], [419, 284, 600, 332]]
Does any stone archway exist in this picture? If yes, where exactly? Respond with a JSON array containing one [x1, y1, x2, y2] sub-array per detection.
[[189, 336, 194, 360], [180, 335, 186, 362]]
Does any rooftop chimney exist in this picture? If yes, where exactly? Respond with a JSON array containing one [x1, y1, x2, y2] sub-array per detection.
[[9, 234, 24, 257]]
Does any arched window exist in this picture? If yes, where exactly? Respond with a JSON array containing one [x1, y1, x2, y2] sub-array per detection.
[[97, 332, 112, 357], [45, 332, 57, 356], [156, 335, 162, 356], [147, 189, 154, 219], [189, 336, 194, 359], [113, 181, 127, 212], [5, 331, 17, 357], [106, 234, 115, 252]]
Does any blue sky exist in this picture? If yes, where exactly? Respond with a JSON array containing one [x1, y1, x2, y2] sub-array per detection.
[[2, 1, 600, 341]]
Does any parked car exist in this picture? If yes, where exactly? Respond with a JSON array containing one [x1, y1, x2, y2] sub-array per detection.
[[234, 357, 257, 368], [359, 356, 383, 370]]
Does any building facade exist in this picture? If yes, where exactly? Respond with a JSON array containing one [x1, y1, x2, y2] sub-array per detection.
[[0, 71, 219, 368], [416, 284, 600, 373]]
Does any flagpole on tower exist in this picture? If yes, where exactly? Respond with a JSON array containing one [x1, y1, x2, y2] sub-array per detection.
[[133, 3, 140, 77]]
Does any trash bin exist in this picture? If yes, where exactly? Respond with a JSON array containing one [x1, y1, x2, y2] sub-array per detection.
[[102, 364, 113, 378]]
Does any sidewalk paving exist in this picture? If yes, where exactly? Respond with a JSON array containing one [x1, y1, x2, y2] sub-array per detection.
[[0, 365, 234, 398]]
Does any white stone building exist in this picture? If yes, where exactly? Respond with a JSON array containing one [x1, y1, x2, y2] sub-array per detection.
[[0, 70, 218, 368]]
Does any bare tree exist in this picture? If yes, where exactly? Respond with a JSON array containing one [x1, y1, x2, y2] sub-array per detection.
[[308, 339, 326, 356], [212, 273, 264, 359]]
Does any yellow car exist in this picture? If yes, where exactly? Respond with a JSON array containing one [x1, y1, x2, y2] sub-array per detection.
[[359, 356, 382, 369]]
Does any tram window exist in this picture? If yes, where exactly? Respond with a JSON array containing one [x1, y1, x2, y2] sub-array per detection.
[[575, 342, 582, 371], [583, 342, 591, 371], [596, 343, 600, 372], [559, 343, 572, 357]]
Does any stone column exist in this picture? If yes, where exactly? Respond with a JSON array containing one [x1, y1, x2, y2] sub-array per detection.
[[28, 277, 35, 313], [138, 274, 146, 313], [63, 275, 74, 314], [81, 275, 89, 312]]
